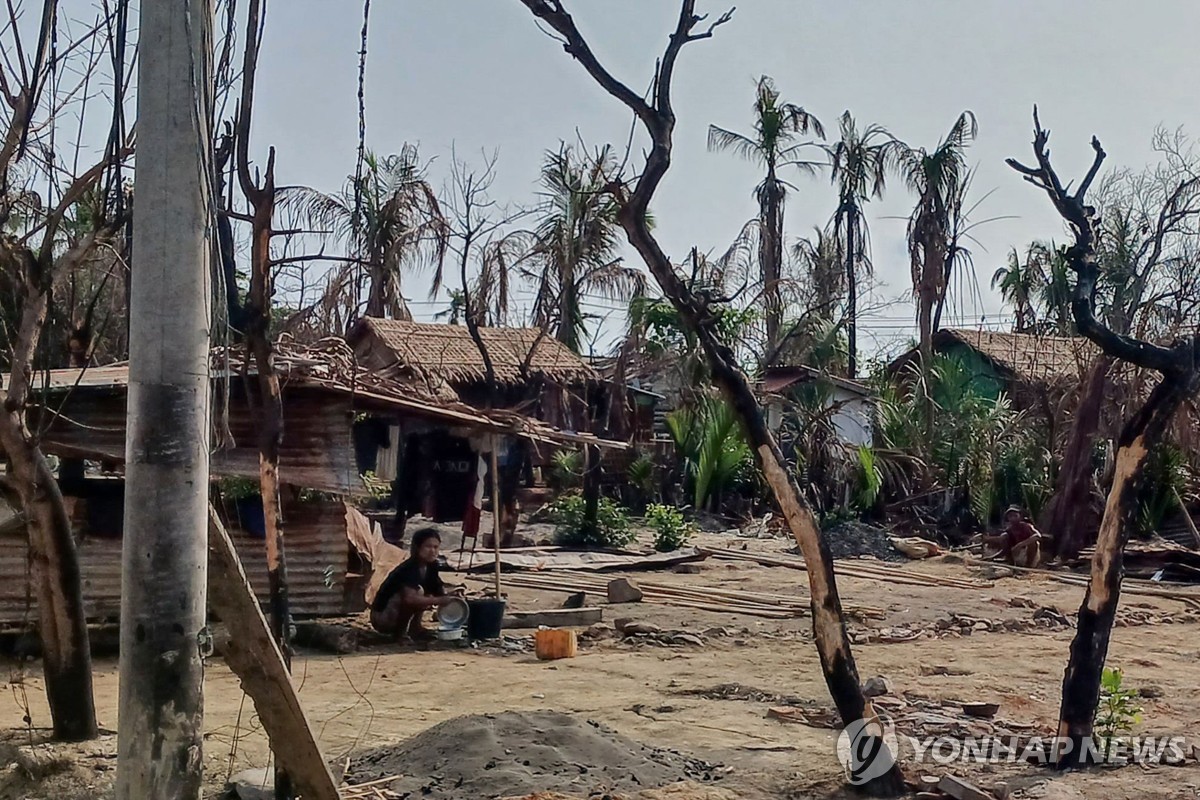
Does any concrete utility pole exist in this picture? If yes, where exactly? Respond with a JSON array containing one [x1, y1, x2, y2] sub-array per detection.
[[117, 0, 214, 797]]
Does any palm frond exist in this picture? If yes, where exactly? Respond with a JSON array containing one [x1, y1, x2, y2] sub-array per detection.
[[707, 125, 763, 163]]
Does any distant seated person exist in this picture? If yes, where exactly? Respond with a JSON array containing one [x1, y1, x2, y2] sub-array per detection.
[[982, 505, 1046, 568], [370, 527, 460, 642]]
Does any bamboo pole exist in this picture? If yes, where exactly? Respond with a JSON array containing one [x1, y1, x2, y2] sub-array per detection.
[[1172, 487, 1200, 549], [490, 436, 502, 598]]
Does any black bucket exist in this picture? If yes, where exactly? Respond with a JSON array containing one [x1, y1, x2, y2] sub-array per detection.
[[466, 598, 507, 640]]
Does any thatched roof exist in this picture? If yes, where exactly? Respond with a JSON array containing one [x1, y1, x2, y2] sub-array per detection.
[[888, 328, 1102, 384], [348, 318, 597, 388]]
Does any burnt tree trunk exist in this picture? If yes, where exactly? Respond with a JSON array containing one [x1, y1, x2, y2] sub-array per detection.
[[1008, 110, 1200, 771], [235, 1, 293, 794], [516, 5, 903, 792], [1056, 377, 1190, 765], [1039, 355, 1112, 560]]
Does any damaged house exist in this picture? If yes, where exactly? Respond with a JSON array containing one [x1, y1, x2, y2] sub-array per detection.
[[0, 339, 613, 628]]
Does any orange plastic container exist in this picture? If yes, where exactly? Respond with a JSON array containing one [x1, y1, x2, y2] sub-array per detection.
[[534, 628, 578, 660]]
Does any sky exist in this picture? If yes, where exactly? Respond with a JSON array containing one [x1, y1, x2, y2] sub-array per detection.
[[244, 1, 1200, 361]]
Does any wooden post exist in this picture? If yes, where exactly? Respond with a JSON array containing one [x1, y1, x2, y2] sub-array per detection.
[[1172, 487, 1200, 549], [490, 435, 503, 597], [207, 507, 339, 800]]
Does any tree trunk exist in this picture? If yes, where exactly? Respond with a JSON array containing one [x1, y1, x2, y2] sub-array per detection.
[[761, 184, 783, 363], [559, 271, 577, 351], [917, 254, 938, 443], [0, 418, 96, 740], [117, 1, 213, 795], [1055, 376, 1190, 767], [514, 6, 901, 791], [241, 123, 293, 800], [365, 262, 386, 319], [845, 207, 857, 378], [617, 204, 905, 797], [0, 262, 96, 742], [1039, 356, 1112, 559], [581, 443, 601, 537]]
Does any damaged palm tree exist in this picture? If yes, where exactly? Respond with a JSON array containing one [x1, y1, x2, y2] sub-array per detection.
[[1008, 108, 1200, 767], [513, 1, 904, 794]]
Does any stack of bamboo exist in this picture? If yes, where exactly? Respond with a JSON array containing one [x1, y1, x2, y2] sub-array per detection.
[[496, 570, 884, 619], [340, 777, 402, 799], [704, 546, 988, 590]]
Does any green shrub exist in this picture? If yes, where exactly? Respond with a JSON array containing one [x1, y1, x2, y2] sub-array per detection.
[[218, 475, 260, 500], [627, 453, 658, 507], [1096, 667, 1143, 757], [547, 493, 634, 549], [645, 503, 695, 552], [548, 450, 583, 491]]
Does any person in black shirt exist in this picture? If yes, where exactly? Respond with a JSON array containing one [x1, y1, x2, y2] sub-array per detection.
[[370, 527, 458, 641]]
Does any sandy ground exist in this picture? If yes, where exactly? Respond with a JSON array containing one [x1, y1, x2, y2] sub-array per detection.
[[3, 528, 1200, 799]]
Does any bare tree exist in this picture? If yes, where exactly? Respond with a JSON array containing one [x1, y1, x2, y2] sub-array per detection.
[[0, 0, 132, 741], [511, 2, 904, 793], [1008, 108, 1200, 767], [1040, 131, 1200, 559]]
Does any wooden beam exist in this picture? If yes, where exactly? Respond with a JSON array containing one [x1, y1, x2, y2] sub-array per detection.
[[207, 507, 339, 800], [502, 607, 603, 629]]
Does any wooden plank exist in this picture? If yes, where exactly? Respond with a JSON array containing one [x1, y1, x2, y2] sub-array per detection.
[[207, 507, 339, 800], [501, 607, 603, 629]]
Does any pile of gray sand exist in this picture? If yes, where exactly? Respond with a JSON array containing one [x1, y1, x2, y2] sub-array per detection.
[[344, 710, 722, 799], [816, 521, 904, 562]]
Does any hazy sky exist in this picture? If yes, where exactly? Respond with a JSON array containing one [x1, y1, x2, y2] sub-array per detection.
[[248, 0, 1200, 361]]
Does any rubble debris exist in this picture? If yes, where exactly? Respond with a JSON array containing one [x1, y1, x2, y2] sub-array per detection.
[[862, 676, 893, 697], [607, 577, 645, 604], [937, 774, 997, 800], [677, 683, 803, 705], [960, 702, 999, 719], [578, 622, 614, 641], [620, 622, 662, 637]]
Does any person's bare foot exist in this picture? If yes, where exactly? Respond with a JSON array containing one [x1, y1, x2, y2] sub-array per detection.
[[408, 626, 437, 643]]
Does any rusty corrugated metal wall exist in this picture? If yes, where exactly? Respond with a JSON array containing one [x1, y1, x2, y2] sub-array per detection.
[[0, 495, 349, 628]]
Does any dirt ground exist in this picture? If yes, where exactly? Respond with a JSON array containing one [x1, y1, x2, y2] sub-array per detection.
[[3, 527, 1200, 799]]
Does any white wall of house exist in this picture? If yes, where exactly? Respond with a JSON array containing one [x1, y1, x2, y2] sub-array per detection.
[[830, 389, 873, 447], [765, 385, 874, 447]]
